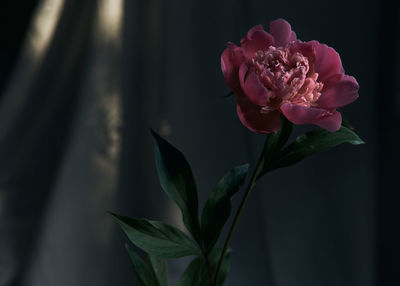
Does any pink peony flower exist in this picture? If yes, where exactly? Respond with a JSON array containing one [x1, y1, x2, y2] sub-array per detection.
[[221, 19, 359, 133]]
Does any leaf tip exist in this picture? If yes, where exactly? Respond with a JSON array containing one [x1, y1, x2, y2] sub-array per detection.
[[236, 163, 250, 181], [150, 128, 159, 138], [355, 139, 365, 145], [107, 212, 126, 227], [107, 211, 116, 218]]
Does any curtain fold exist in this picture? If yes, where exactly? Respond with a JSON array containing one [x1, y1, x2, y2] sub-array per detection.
[[0, 0, 386, 285]]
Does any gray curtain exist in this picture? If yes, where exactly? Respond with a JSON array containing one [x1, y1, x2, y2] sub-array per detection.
[[0, 0, 397, 285]]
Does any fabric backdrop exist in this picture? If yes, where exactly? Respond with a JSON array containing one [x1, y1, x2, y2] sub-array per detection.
[[0, 0, 398, 285]]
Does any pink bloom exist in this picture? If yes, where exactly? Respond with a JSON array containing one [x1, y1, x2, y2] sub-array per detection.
[[221, 19, 359, 133]]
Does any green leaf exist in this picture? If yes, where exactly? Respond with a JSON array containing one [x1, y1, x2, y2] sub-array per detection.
[[201, 164, 249, 251], [151, 130, 201, 243], [177, 256, 208, 286], [125, 244, 159, 286], [149, 255, 169, 286], [178, 248, 231, 286], [110, 213, 201, 258], [268, 126, 364, 171], [211, 249, 231, 286]]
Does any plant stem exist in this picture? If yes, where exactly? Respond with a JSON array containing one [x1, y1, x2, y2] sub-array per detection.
[[213, 135, 269, 285]]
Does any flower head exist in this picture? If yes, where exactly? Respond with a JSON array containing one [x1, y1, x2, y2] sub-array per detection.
[[221, 19, 359, 133]]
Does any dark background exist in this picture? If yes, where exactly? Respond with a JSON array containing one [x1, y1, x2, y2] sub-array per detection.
[[0, 0, 399, 285]]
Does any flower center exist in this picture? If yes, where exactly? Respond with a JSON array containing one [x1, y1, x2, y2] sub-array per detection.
[[249, 46, 323, 111]]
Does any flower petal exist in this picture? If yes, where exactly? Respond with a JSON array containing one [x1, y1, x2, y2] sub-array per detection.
[[221, 42, 245, 94], [280, 102, 324, 124], [280, 103, 341, 132], [240, 25, 264, 44], [317, 74, 359, 109], [240, 25, 274, 58], [239, 64, 271, 106], [237, 97, 281, 133], [270, 19, 297, 47], [313, 110, 342, 132], [238, 62, 248, 87], [311, 40, 344, 82], [289, 41, 316, 71]]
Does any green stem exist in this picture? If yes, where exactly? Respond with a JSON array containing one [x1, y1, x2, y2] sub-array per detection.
[[213, 135, 269, 285]]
